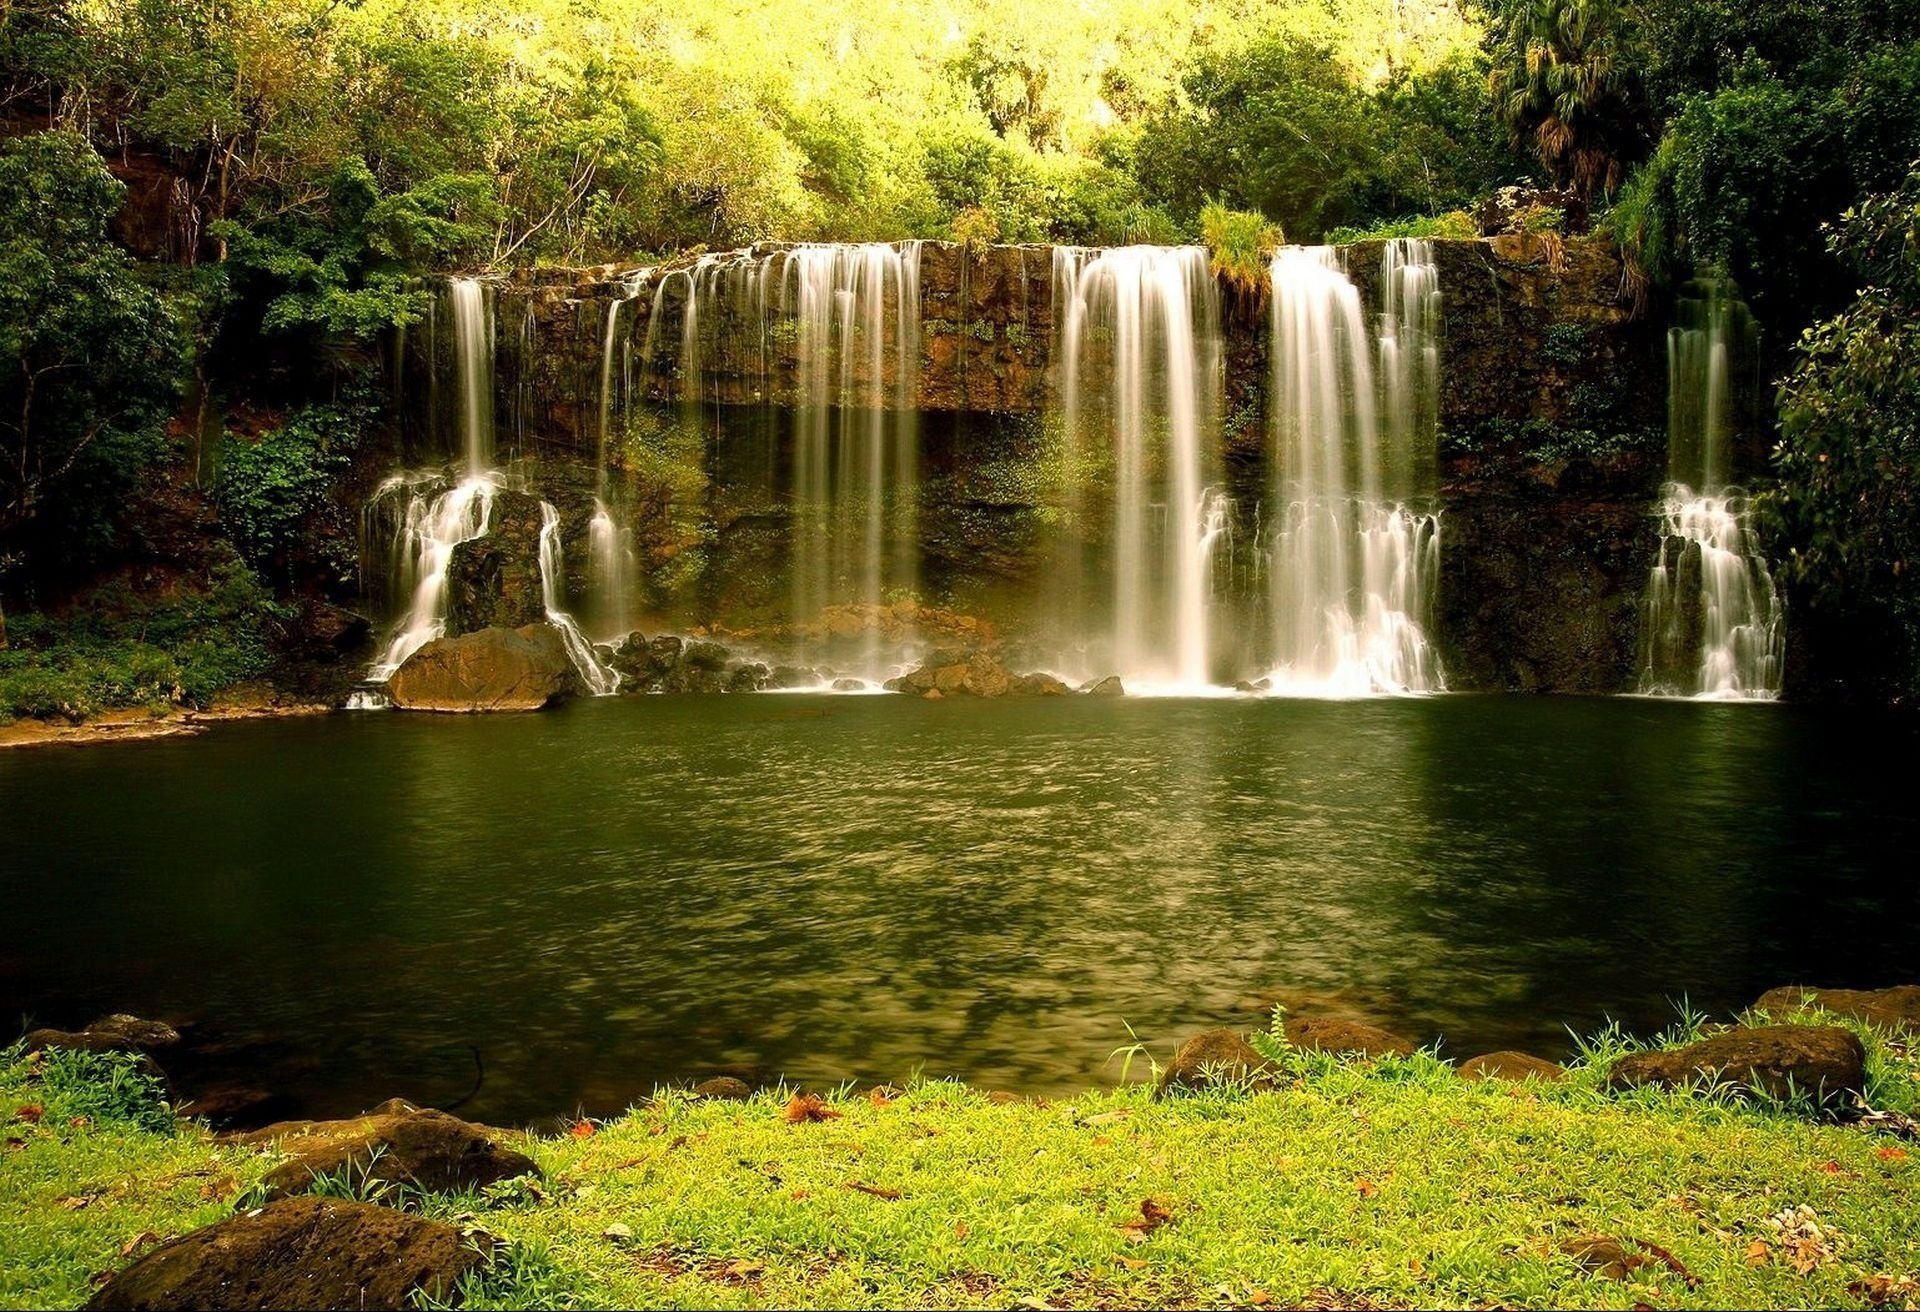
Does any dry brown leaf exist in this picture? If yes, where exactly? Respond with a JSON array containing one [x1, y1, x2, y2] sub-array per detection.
[[845, 1180, 902, 1201], [954, 1221, 970, 1241], [568, 1120, 595, 1139], [1876, 1146, 1909, 1163], [1118, 1197, 1173, 1244], [1116, 1255, 1148, 1271], [868, 1086, 898, 1109], [14, 1105, 43, 1123], [57, 1194, 97, 1211], [117, 1232, 159, 1259], [68, 1116, 92, 1129], [1746, 1240, 1773, 1266], [789, 1188, 810, 1200], [785, 1093, 842, 1125], [1249, 1291, 1273, 1306], [1849, 1274, 1920, 1307], [1091, 1135, 1112, 1147], [724, 1259, 766, 1280], [1355, 1177, 1379, 1199]]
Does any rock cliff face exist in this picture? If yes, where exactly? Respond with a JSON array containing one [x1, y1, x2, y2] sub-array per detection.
[[381, 235, 1667, 693]]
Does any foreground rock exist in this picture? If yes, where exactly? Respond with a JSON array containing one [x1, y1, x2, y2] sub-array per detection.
[[84, 1197, 491, 1311], [1283, 1017, 1416, 1058], [227, 1099, 539, 1200], [23, 1014, 181, 1056], [1158, 1028, 1275, 1095], [387, 625, 571, 712], [1607, 1025, 1865, 1102], [691, 1076, 753, 1101], [1459, 1051, 1565, 1082], [1753, 985, 1920, 1033]]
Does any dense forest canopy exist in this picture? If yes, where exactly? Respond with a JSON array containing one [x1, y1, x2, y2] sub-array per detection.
[[1, 0, 1918, 703]]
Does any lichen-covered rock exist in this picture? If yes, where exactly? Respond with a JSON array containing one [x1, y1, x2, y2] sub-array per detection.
[[1459, 1051, 1565, 1082], [387, 624, 571, 712], [84, 1197, 491, 1311], [1283, 1017, 1416, 1058], [1606, 1025, 1866, 1101], [1157, 1028, 1275, 1095], [1753, 985, 1920, 1034], [227, 1100, 538, 1201]]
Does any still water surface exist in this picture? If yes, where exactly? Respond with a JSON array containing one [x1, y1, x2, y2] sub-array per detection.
[[3, 694, 1915, 1123]]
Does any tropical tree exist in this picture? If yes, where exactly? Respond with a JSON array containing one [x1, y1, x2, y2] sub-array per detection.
[[1487, 0, 1647, 199]]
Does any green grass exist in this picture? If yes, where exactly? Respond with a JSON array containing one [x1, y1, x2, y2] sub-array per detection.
[[1326, 210, 1478, 244], [3, 1009, 1917, 1310]]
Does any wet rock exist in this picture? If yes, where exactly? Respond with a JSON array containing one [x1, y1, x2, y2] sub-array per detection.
[[387, 625, 571, 713], [1157, 1028, 1276, 1095], [227, 1100, 539, 1200], [83, 1196, 492, 1311], [1459, 1051, 1565, 1082], [886, 650, 1018, 697], [1083, 675, 1125, 697], [646, 634, 684, 672], [726, 662, 770, 693], [1010, 672, 1071, 696], [177, 1086, 295, 1128], [1558, 1234, 1647, 1281], [608, 633, 653, 684], [23, 1014, 181, 1056], [832, 677, 868, 691], [692, 1077, 753, 1101], [1753, 985, 1920, 1034], [446, 489, 548, 636], [1283, 1017, 1416, 1058], [766, 665, 820, 689], [280, 600, 372, 663], [1232, 677, 1273, 693], [683, 640, 729, 672], [1606, 1024, 1865, 1102]]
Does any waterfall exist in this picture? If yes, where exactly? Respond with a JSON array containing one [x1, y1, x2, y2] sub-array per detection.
[[1264, 243, 1442, 696], [538, 502, 622, 695], [364, 474, 497, 681], [1054, 245, 1224, 689], [589, 278, 645, 641], [1638, 282, 1784, 699], [448, 277, 495, 475], [653, 243, 923, 674]]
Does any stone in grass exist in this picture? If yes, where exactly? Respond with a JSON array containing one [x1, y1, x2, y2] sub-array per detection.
[[1157, 1029, 1277, 1096], [1283, 1017, 1416, 1058], [1606, 1025, 1866, 1103], [84, 1197, 492, 1311], [691, 1076, 754, 1101], [23, 1014, 181, 1056], [1752, 985, 1920, 1034], [225, 1099, 539, 1201], [1459, 1051, 1566, 1083]]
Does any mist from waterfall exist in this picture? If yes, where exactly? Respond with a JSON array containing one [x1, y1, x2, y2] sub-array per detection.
[[1264, 242, 1443, 696], [1638, 281, 1784, 699], [1053, 245, 1226, 690]]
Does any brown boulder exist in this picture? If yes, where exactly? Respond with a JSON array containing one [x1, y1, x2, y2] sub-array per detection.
[[1284, 1017, 1416, 1058], [1157, 1028, 1276, 1095], [227, 1101, 539, 1201], [1083, 675, 1125, 696], [1753, 985, 1920, 1034], [23, 1013, 181, 1056], [84, 1197, 491, 1310], [692, 1076, 753, 1101], [1459, 1051, 1565, 1083], [1607, 1025, 1865, 1102], [387, 625, 571, 713]]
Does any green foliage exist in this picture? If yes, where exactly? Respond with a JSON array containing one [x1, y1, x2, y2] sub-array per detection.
[[1326, 210, 1478, 242], [0, 559, 285, 720], [215, 405, 369, 585], [1199, 202, 1281, 294], [29, 1048, 176, 1134], [1487, 0, 1651, 199], [1769, 167, 1920, 698], [0, 130, 184, 564]]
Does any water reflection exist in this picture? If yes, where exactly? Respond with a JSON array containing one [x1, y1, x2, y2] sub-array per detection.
[[1, 696, 1914, 1123]]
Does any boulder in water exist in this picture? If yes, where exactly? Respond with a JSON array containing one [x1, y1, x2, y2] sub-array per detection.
[[1011, 672, 1072, 696], [726, 662, 770, 693], [1606, 1024, 1865, 1102], [23, 1013, 181, 1056], [832, 677, 869, 691], [1284, 1017, 1416, 1058], [83, 1196, 492, 1311], [226, 1099, 539, 1200], [1157, 1028, 1276, 1095], [1459, 1051, 1565, 1082], [387, 624, 571, 712], [1083, 675, 1126, 696], [1752, 984, 1920, 1034], [767, 665, 820, 689]]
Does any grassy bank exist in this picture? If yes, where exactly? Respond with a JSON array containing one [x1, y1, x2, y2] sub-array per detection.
[[4, 1012, 1917, 1311]]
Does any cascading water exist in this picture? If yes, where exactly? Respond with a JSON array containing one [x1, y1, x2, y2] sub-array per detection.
[[589, 278, 645, 641], [360, 276, 619, 697], [1638, 281, 1784, 699], [538, 502, 621, 695], [1264, 243, 1442, 695], [652, 243, 923, 677], [1053, 245, 1224, 689]]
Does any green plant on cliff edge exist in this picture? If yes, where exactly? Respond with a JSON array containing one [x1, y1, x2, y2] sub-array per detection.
[[1199, 200, 1282, 298]]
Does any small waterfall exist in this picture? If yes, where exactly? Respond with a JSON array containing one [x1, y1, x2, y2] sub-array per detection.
[[1639, 282, 1784, 699], [1264, 243, 1442, 695], [538, 502, 622, 695], [365, 474, 497, 681], [1054, 245, 1224, 689], [448, 277, 496, 475], [587, 499, 635, 642]]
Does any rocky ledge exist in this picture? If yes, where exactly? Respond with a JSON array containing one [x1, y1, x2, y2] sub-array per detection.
[[386, 624, 575, 712]]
